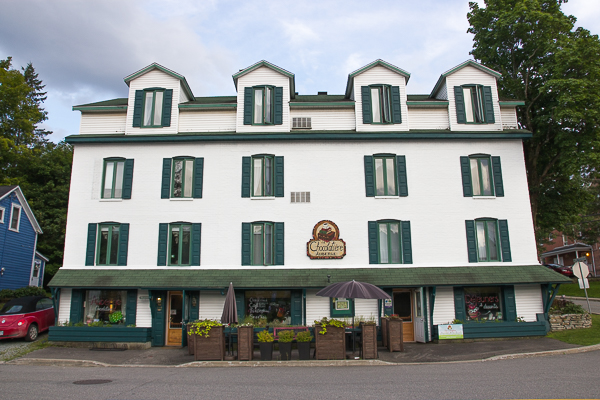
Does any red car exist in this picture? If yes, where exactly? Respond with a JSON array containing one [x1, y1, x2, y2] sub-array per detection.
[[0, 296, 55, 341], [544, 264, 575, 278]]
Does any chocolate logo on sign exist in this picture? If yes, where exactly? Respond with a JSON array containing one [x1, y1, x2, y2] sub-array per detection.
[[307, 220, 346, 259]]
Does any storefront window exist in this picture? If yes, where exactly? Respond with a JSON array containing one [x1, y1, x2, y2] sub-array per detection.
[[84, 290, 127, 325], [464, 287, 503, 321], [245, 290, 291, 323]]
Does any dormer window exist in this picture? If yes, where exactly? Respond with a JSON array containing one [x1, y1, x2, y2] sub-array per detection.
[[361, 85, 402, 125], [371, 85, 391, 123], [454, 85, 495, 124], [254, 86, 273, 124], [243, 86, 283, 125], [143, 90, 164, 127], [132, 88, 173, 128]]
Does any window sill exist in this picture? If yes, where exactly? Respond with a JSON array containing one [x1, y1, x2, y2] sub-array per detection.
[[8, 228, 19, 233], [472, 196, 496, 200], [250, 197, 276, 200], [169, 198, 194, 201], [374, 196, 399, 199], [99, 198, 123, 202]]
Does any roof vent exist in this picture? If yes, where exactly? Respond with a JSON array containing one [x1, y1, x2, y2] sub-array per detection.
[[318, 91, 327, 95]]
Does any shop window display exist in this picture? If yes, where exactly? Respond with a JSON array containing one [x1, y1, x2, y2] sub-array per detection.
[[245, 290, 291, 323], [464, 287, 503, 321], [85, 290, 127, 324]]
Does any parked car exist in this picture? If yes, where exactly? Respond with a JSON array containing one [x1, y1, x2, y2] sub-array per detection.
[[543, 264, 575, 278], [0, 296, 55, 341]]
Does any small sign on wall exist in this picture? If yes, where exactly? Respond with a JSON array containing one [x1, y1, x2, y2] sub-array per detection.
[[438, 324, 464, 339], [307, 220, 346, 259]]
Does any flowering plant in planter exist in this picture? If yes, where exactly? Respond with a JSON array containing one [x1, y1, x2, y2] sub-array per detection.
[[296, 330, 313, 360], [277, 330, 295, 361], [257, 329, 274, 361], [188, 319, 223, 337], [314, 317, 346, 335]]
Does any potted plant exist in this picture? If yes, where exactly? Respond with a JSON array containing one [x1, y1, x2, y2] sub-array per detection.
[[314, 317, 347, 360], [257, 329, 274, 361], [188, 319, 225, 361], [296, 330, 313, 360], [277, 330, 294, 361], [360, 320, 378, 359]]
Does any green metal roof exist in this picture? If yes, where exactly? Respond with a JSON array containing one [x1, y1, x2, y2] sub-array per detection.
[[73, 98, 128, 112], [49, 266, 570, 290]]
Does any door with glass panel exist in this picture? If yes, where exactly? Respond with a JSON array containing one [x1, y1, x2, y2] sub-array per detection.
[[414, 288, 426, 343], [166, 291, 183, 346], [393, 290, 414, 342]]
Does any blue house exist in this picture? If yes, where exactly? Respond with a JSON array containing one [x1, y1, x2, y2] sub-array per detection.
[[0, 186, 45, 289]]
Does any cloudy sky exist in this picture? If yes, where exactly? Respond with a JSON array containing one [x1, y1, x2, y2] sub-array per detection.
[[1, 0, 599, 143]]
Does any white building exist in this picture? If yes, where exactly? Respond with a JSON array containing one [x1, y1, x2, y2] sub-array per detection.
[[49, 59, 569, 347]]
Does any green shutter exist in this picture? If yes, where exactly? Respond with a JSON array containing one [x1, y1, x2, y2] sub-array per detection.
[[243, 87, 252, 125], [122, 159, 134, 199], [453, 287, 466, 322], [391, 86, 402, 124], [503, 286, 517, 321], [190, 291, 200, 321], [235, 292, 244, 321], [491, 156, 504, 197], [498, 220, 512, 262], [274, 222, 284, 265], [454, 86, 466, 124], [117, 223, 129, 266], [193, 157, 204, 199], [157, 223, 168, 266], [70, 289, 84, 324], [361, 86, 372, 124], [460, 156, 473, 197], [241, 223, 251, 265], [161, 89, 173, 127], [274, 87, 283, 125], [396, 155, 408, 197], [274, 156, 284, 197], [368, 221, 378, 264], [85, 223, 97, 266], [364, 156, 375, 197], [290, 290, 302, 325], [482, 86, 495, 123], [401, 221, 412, 264], [241, 156, 251, 198], [465, 220, 478, 262], [191, 223, 201, 266], [126, 290, 137, 325], [132, 90, 143, 127], [161, 158, 172, 199]]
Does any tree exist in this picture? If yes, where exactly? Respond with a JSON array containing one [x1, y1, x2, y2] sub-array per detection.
[[467, 0, 600, 243]]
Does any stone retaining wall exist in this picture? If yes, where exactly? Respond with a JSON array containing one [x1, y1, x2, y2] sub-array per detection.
[[549, 313, 592, 331]]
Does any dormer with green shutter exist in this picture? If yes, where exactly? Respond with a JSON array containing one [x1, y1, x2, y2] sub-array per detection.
[[123, 63, 194, 135], [430, 60, 504, 132], [233, 61, 295, 133], [345, 60, 410, 132]]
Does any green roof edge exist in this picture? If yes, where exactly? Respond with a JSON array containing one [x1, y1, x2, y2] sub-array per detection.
[[430, 60, 502, 98], [124, 63, 194, 100], [232, 60, 296, 99], [345, 59, 411, 98]]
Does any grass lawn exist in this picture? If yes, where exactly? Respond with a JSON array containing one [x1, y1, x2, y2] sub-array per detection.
[[556, 280, 600, 298], [547, 314, 600, 346]]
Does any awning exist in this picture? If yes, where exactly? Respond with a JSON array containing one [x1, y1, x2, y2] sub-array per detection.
[[48, 265, 570, 290]]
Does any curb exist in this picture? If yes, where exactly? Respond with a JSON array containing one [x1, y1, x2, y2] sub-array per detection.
[[6, 345, 600, 368], [564, 296, 600, 303]]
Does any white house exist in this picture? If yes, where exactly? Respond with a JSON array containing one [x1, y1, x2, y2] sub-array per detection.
[[49, 59, 570, 347]]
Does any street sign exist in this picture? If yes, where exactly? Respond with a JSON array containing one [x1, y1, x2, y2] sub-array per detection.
[[572, 261, 592, 313]]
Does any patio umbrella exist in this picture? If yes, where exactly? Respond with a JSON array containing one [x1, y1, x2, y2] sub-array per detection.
[[316, 280, 390, 354], [221, 282, 238, 325]]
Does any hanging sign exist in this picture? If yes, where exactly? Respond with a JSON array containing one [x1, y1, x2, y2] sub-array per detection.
[[307, 220, 346, 259], [438, 324, 464, 339]]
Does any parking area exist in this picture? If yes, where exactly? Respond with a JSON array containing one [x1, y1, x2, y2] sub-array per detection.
[[0, 332, 48, 361]]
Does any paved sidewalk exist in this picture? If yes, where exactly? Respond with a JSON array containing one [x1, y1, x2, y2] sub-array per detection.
[[4, 336, 596, 367]]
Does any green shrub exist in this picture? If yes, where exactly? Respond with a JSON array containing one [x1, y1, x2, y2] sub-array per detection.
[[550, 298, 587, 315], [296, 330, 313, 342], [0, 286, 47, 301], [257, 329, 274, 343], [277, 330, 295, 343]]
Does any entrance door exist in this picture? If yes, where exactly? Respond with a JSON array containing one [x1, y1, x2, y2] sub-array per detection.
[[393, 290, 414, 342], [414, 288, 426, 343], [166, 291, 183, 346]]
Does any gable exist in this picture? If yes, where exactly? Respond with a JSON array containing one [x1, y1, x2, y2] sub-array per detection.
[[430, 60, 500, 98], [345, 59, 411, 98], [124, 63, 194, 101], [0, 186, 42, 233], [233, 60, 295, 99]]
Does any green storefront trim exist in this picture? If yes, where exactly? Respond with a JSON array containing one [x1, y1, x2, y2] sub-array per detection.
[[49, 265, 570, 290], [433, 317, 548, 340], [48, 326, 151, 342]]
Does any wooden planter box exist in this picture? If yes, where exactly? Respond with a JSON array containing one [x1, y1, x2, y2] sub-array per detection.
[[193, 325, 225, 361], [314, 325, 346, 360], [237, 326, 254, 361], [361, 324, 378, 359], [381, 318, 388, 348], [187, 324, 195, 355], [386, 318, 404, 352]]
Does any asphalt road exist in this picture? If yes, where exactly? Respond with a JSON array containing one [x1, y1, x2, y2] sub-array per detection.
[[1, 351, 599, 400], [570, 298, 600, 314]]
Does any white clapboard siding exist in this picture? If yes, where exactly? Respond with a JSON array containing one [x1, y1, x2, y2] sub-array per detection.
[[446, 65, 503, 132], [80, 113, 126, 135], [355, 298, 379, 325], [353, 65, 409, 132], [515, 285, 543, 322], [432, 287, 455, 325], [408, 108, 449, 130], [426, 291, 432, 341], [501, 107, 518, 130], [125, 69, 181, 135], [136, 290, 152, 327], [435, 83, 448, 100], [58, 288, 71, 323], [199, 291, 225, 321], [236, 66, 291, 133], [290, 109, 355, 131], [305, 290, 330, 323], [178, 110, 236, 132]]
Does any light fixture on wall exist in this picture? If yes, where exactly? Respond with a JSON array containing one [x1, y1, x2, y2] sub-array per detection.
[[191, 297, 197, 308], [157, 297, 163, 312], [327, 275, 331, 283]]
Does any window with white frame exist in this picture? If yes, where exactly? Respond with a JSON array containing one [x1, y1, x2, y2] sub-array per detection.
[[9, 204, 21, 231]]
